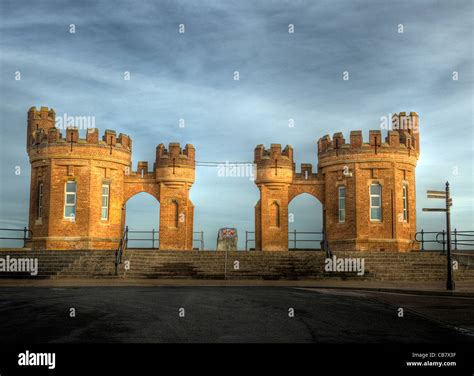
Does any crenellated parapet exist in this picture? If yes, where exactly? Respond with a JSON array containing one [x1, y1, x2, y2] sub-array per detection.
[[27, 107, 132, 168], [293, 163, 320, 181], [254, 144, 295, 186], [317, 112, 420, 163], [254, 144, 293, 168], [155, 143, 195, 168]]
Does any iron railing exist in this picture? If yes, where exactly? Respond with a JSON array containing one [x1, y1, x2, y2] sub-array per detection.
[[245, 231, 324, 251], [415, 229, 474, 251], [125, 228, 205, 250], [0, 227, 32, 248], [245, 231, 255, 251], [194, 231, 205, 250], [127, 228, 159, 249], [115, 226, 128, 275]]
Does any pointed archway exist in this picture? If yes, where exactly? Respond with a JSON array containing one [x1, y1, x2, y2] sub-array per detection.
[[124, 192, 160, 249], [288, 193, 323, 250]]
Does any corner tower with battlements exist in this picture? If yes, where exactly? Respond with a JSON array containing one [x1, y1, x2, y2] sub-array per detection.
[[26, 106, 195, 250], [254, 112, 420, 252]]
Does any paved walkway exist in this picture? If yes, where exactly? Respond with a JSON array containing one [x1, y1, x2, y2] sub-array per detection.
[[0, 286, 472, 343], [0, 278, 473, 296]]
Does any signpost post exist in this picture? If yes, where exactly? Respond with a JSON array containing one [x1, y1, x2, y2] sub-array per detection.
[[423, 182, 455, 290]]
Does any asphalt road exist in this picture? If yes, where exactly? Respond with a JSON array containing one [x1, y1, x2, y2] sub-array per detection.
[[0, 287, 472, 343]]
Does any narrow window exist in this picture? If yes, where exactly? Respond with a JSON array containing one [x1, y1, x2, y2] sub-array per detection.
[[370, 183, 382, 221], [402, 185, 408, 222], [271, 201, 280, 228], [172, 200, 179, 227], [338, 186, 345, 222], [101, 184, 110, 220], [64, 181, 77, 219], [37, 183, 44, 219]]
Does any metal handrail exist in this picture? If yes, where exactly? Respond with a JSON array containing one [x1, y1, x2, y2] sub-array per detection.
[[114, 226, 128, 276], [245, 230, 325, 251], [0, 227, 33, 248], [125, 229, 205, 250], [193, 231, 204, 250], [415, 229, 474, 251], [127, 229, 159, 249], [245, 231, 255, 251]]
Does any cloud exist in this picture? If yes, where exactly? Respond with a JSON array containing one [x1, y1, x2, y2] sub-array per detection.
[[0, 0, 472, 249]]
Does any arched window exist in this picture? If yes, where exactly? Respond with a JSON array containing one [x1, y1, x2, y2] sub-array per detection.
[[271, 201, 280, 228], [172, 200, 179, 228]]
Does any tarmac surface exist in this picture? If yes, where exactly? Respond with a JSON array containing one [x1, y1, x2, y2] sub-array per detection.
[[0, 286, 473, 343]]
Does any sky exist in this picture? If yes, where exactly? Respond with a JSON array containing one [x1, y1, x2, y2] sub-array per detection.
[[0, 0, 472, 250]]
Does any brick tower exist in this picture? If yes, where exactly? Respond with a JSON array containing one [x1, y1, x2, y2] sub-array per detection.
[[26, 106, 195, 250], [254, 112, 420, 252]]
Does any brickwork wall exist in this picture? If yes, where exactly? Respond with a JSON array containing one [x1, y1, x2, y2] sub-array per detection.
[[254, 112, 420, 252], [26, 107, 195, 250]]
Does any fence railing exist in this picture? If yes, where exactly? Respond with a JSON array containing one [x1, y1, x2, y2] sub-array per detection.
[[415, 229, 474, 251], [126, 228, 205, 250], [127, 229, 160, 249], [245, 231, 324, 251], [0, 227, 32, 248], [115, 226, 128, 275]]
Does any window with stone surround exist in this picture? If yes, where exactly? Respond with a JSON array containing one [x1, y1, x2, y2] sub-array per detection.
[[402, 184, 408, 222], [338, 186, 345, 222], [64, 181, 77, 219], [101, 184, 110, 220], [370, 183, 382, 221]]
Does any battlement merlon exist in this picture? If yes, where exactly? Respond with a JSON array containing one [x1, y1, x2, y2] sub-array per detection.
[[28, 106, 56, 121], [155, 143, 195, 168], [254, 144, 294, 168], [27, 107, 56, 150], [294, 163, 321, 181], [317, 112, 420, 158], [27, 106, 133, 153], [28, 126, 132, 152]]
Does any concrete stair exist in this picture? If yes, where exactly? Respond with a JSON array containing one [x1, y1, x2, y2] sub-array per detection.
[[0, 249, 88, 279], [0, 249, 473, 282]]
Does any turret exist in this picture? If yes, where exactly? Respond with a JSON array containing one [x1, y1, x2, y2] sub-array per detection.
[[155, 143, 195, 184], [254, 144, 294, 185], [27, 107, 56, 151]]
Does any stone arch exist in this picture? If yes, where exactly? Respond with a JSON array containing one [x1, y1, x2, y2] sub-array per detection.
[[123, 181, 160, 205], [123, 191, 160, 248], [288, 192, 324, 249], [288, 183, 325, 205]]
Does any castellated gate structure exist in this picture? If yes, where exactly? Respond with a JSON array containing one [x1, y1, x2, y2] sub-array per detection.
[[26, 107, 195, 250], [26, 106, 420, 252], [254, 112, 420, 252]]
